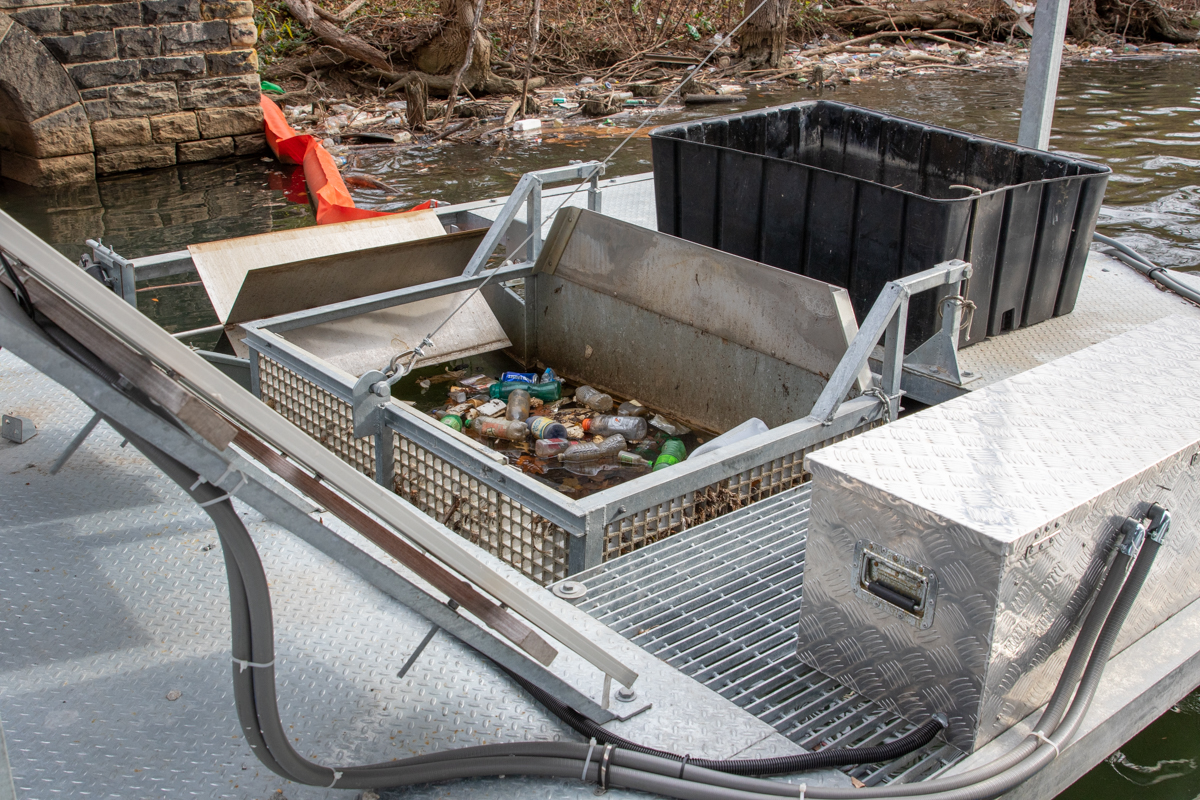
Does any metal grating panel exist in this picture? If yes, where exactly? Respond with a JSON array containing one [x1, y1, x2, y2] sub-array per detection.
[[602, 422, 880, 561], [570, 485, 964, 786], [257, 353, 376, 478], [392, 432, 570, 585]]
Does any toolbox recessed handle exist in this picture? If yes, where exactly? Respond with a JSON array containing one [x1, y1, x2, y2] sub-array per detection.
[[853, 540, 938, 630], [866, 580, 921, 614]]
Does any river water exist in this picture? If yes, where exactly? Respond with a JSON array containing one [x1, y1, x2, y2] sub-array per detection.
[[2, 54, 1199, 797]]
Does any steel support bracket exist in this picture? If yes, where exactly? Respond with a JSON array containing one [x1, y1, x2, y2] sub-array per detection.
[[352, 369, 388, 438], [903, 293, 980, 388]]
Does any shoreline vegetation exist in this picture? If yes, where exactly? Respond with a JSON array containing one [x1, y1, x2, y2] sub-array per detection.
[[256, 0, 1200, 148]]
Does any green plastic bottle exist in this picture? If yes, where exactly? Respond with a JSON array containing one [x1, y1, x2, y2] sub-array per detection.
[[440, 414, 464, 431], [489, 380, 561, 402], [652, 438, 687, 471]]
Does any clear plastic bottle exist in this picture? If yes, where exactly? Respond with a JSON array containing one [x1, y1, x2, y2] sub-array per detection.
[[529, 416, 569, 440], [490, 380, 561, 402], [618, 451, 652, 469], [471, 417, 528, 441], [652, 438, 687, 471], [440, 414, 464, 432], [582, 415, 648, 441], [559, 434, 626, 462], [575, 385, 613, 412], [506, 388, 530, 421], [617, 400, 649, 418], [540, 367, 558, 384], [534, 438, 572, 458]]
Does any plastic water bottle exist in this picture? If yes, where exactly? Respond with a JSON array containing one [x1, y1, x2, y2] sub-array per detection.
[[617, 400, 648, 417], [652, 438, 686, 471], [529, 416, 569, 440], [506, 388, 530, 421], [618, 451, 652, 469], [534, 438, 572, 458], [490, 380, 561, 402], [440, 414, 463, 431], [582, 415, 648, 441], [559, 434, 626, 462], [471, 417, 528, 441], [501, 371, 538, 383], [575, 385, 613, 412]]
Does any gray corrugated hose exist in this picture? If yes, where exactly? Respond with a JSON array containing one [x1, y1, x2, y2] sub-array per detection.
[[1095, 232, 1200, 305], [110, 415, 1154, 799]]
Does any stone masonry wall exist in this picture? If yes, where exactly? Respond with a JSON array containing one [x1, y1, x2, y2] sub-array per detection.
[[1, 0, 264, 180]]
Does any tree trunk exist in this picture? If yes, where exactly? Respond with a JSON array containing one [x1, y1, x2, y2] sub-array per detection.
[[442, 0, 486, 126], [412, 0, 494, 90], [406, 77, 427, 129], [738, 0, 789, 69]]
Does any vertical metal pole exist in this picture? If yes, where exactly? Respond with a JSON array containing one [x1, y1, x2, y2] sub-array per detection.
[[526, 178, 543, 262], [881, 297, 908, 419], [1016, 0, 1071, 150], [119, 259, 137, 307], [588, 172, 602, 213], [374, 427, 395, 490]]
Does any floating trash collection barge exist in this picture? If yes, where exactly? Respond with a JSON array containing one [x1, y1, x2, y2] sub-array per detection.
[[4, 100, 1200, 800]]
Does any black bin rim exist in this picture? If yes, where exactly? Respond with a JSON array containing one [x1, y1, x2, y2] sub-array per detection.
[[648, 99, 1112, 204]]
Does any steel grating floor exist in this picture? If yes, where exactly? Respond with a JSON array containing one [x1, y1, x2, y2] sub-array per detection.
[[563, 485, 966, 786]]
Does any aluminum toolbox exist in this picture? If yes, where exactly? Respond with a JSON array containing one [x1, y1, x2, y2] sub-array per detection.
[[795, 314, 1200, 752], [649, 101, 1110, 346]]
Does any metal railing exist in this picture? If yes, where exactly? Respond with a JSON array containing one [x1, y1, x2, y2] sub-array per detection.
[[243, 242, 973, 584]]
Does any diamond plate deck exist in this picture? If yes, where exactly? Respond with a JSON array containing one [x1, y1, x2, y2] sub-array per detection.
[[562, 486, 966, 786]]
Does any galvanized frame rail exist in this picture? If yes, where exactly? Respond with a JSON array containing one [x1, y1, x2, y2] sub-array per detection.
[[242, 249, 972, 574], [0, 279, 626, 722], [461, 162, 604, 276], [0, 208, 639, 691]]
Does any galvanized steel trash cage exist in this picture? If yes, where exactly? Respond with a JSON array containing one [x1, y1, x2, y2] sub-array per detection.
[[242, 210, 970, 588]]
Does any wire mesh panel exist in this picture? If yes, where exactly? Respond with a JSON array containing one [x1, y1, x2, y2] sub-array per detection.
[[602, 420, 880, 560], [393, 432, 570, 585], [570, 486, 964, 787], [257, 354, 376, 479]]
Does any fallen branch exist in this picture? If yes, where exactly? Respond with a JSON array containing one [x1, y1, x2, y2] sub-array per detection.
[[283, 0, 392, 72], [330, 0, 369, 22], [744, 28, 976, 78]]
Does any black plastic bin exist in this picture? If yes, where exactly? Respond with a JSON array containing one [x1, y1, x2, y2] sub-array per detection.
[[650, 101, 1110, 347]]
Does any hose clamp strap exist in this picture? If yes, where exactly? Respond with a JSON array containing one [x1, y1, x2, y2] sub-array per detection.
[[1031, 730, 1060, 759], [677, 754, 690, 780], [232, 657, 275, 672], [581, 737, 597, 782], [327, 769, 343, 788], [599, 743, 615, 791], [798, 781, 808, 800], [191, 463, 237, 491]]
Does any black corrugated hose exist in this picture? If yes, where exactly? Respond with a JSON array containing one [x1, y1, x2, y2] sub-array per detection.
[[501, 663, 945, 776]]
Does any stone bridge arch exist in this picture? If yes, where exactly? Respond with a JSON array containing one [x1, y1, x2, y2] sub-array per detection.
[[0, 0, 263, 186], [0, 15, 94, 185]]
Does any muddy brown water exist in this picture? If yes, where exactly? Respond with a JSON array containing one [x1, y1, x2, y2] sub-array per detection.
[[2, 55, 1200, 796]]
